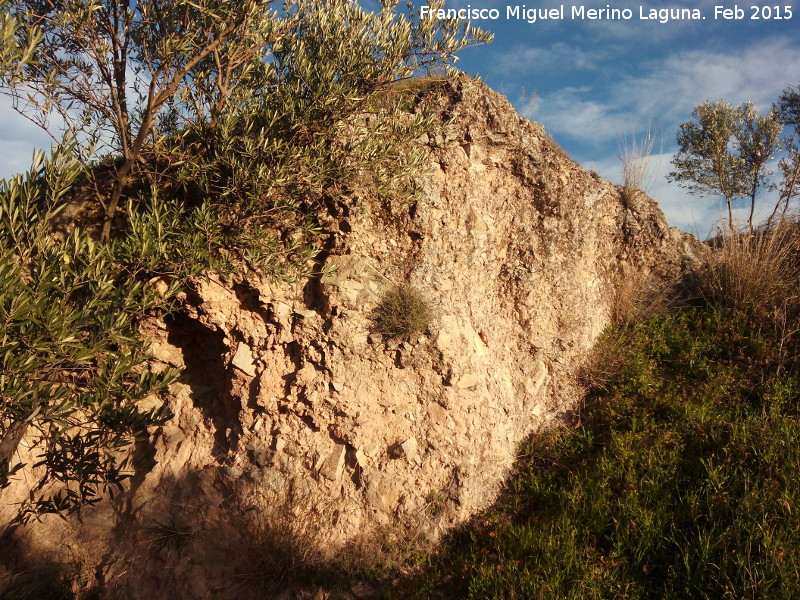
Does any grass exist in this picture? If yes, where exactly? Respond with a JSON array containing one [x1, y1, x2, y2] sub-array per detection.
[[142, 515, 199, 559], [373, 285, 433, 341], [388, 223, 800, 599], [693, 222, 800, 319], [619, 130, 659, 209]]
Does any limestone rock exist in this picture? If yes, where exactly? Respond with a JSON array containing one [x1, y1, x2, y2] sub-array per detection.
[[231, 342, 257, 376], [320, 444, 347, 482], [0, 76, 704, 600]]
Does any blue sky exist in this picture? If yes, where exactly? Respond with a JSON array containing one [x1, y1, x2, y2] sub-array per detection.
[[448, 0, 800, 236], [1, 1, 799, 236]]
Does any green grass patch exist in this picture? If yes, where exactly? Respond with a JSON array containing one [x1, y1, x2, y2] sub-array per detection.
[[404, 303, 800, 599]]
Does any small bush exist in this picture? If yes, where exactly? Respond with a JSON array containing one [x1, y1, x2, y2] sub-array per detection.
[[373, 285, 433, 341], [619, 130, 659, 209], [692, 223, 800, 318]]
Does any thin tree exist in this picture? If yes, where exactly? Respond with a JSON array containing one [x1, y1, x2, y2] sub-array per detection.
[[769, 83, 800, 225], [1, 0, 275, 240], [668, 100, 783, 234], [736, 102, 783, 232], [1, 0, 491, 241]]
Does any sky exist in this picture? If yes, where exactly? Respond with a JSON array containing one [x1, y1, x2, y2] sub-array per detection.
[[447, 0, 800, 236], [1, 1, 799, 237]]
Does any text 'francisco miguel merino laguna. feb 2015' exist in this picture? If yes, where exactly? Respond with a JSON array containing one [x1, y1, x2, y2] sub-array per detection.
[[420, 4, 794, 23]]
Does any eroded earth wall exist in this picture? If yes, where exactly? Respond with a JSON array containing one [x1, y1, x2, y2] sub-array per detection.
[[1, 77, 702, 599]]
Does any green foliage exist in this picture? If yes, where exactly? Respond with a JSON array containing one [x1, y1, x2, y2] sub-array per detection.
[[773, 83, 800, 222], [0, 148, 175, 521], [668, 100, 784, 232], [410, 308, 800, 599], [0, 0, 491, 240], [373, 285, 433, 341], [0, 0, 40, 80], [0, 0, 489, 527], [1, 0, 280, 238], [162, 0, 490, 269], [111, 191, 319, 282]]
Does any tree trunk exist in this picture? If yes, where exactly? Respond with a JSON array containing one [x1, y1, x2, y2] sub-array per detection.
[[0, 420, 29, 483], [101, 158, 134, 241], [726, 198, 735, 233]]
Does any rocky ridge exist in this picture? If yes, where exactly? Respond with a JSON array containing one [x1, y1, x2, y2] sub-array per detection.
[[2, 77, 702, 599]]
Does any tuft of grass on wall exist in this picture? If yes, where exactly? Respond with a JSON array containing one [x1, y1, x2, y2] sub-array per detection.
[[373, 285, 433, 341], [618, 130, 659, 210]]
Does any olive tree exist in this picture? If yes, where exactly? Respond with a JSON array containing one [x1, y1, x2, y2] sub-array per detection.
[[668, 100, 783, 233], [0, 148, 175, 523], [0, 0, 490, 526], [0, 1, 39, 78], [1, 0, 282, 240], [0, 0, 490, 241], [770, 83, 800, 224]]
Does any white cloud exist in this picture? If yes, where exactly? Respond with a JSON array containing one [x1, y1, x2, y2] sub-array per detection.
[[625, 37, 799, 117], [529, 37, 800, 148], [522, 91, 633, 143], [494, 42, 604, 75], [516, 36, 800, 233], [568, 0, 747, 42]]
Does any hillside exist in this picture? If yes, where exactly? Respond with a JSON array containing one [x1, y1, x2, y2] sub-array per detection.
[[0, 77, 704, 599]]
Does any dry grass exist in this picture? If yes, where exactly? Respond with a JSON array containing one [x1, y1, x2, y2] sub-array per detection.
[[371, 74, 453, 112], [577, 329, 634, 393], [580, 270, 684, 391], [619, 130, 659, 209], [221, 488, 440, 599], [225, 490, 331, 599], [373, 285, 433, 341], [609, 270, 683, 327], [692, 221, 800, 317], [542, 131, 573, 163]]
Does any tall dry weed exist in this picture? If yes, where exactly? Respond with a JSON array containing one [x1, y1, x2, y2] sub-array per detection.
[[693, 221, 800, 317], [619, 130, 660, 209], [580, 272, 679, 391], [610, 270, 683, 327]]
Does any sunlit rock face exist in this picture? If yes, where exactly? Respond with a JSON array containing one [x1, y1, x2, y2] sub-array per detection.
[[1, 76, 703, 599]]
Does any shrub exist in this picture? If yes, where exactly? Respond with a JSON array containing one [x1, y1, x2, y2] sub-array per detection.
[[0, 148, 175, 522], [619, 130, 658, 209], [373, 285, 433, 341]]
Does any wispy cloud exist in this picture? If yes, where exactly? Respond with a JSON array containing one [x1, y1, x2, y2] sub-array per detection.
[[526, 37, 800, 147], [493, 41, 604, 75]]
